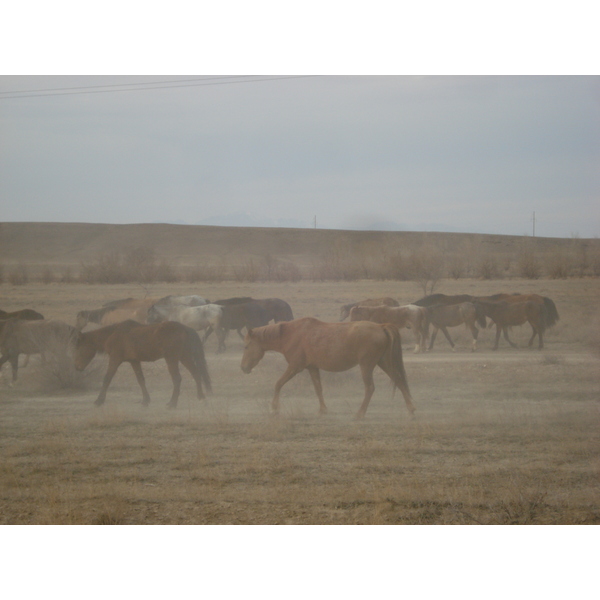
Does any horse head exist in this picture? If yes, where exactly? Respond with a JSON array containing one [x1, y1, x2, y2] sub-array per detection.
[[240, 328, 265, 374], [73, 334, 97, 371]]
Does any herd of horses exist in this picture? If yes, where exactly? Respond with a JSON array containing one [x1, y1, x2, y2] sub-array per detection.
[[0, 290, 559, 419]]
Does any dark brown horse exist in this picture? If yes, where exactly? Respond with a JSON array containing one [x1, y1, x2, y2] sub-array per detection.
[[475, 300, 547, 350], [74, 320, 212, 408], [412, 294, 475, 307], [241, 317, 415, 419], [205, 300, 271, 350], [425, 302, 487, 352], [0, 309, 44, 321], [339, 297, 399, 321]]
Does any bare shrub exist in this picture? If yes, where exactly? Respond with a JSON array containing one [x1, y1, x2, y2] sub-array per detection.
[[406, 246, 445, 295], [80, 247, 178, 284], [270, 260, 303, 282], [233, 259, 259, 282], [8, 264, 29, 285], [518, 250, 542, 279], [546, 252, 573, 279], [0, 264, 4, 284], [476, 254, 501, 279], [446, 254, 466, 279], [186, 262, 226, 283], [60, 267, 75, 283], [41, 266, 56, 284]]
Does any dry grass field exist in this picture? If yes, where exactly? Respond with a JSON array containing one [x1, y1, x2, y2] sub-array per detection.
[[1, 273, 599, 525]]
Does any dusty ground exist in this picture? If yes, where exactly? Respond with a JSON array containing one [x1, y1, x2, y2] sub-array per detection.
[[1, 278, 599, 524]]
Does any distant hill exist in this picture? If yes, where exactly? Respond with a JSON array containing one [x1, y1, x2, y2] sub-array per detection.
[[1, 222, 598, 279]]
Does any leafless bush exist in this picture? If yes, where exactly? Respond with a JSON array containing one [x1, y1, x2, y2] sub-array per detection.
[[41, 266, 56, 284], [0, 264, 4, 284], [233, 259, 260, 282], [186, 263, 226, 283], [60, 267, 75, 283], [79, 247, 178, 284], [518, 250, 542, 279], [546, 252, 573, 279], [8, 264, 29, 285], [476, 254, 501, 279], [446, 255, 466, 279], [406, 246, 445, 295]]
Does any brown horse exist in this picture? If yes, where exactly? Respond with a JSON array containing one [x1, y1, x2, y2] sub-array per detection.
[[339, 297, 399, 321], [475, 300, 547, 350], [240, 317, 415, 419], [478, 293, 559, 327], [74, 320, 212, 408], [349, 304, 428, 353], [425, 302, 487, 352]]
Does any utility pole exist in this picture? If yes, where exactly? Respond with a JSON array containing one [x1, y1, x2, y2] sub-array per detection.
[[314, 215, 317, 229], [532, 211, 536, 237]]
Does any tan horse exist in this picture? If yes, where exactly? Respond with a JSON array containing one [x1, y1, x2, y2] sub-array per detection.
[[349, 304, 428, 353], [240, 317, 415, 419], [339, 297, 399, 321], [424, 302, 487, 352], [75, 298, 159, 330], [74, 320, 212, 408]]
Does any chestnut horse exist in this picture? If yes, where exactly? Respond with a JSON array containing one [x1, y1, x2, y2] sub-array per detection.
[[241, 317, 415, 419], [74, 320, 212, 408], [475, 300, 547, 350], [339, 297, 399, 321], [348, 304, 428, 353]]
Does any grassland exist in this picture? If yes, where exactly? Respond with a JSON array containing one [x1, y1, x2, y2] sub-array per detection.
[[1, 275, 598, 524]]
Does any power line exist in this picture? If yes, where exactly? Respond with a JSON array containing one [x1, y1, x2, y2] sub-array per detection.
[[0, 75, 317, 100]]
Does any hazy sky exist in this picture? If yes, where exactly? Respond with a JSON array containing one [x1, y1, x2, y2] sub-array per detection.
[[1, 75, 598, 238]]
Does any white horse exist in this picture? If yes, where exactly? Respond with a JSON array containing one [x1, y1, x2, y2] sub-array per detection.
[[147, 303, 225, 352], [154, 295, 208, 307]]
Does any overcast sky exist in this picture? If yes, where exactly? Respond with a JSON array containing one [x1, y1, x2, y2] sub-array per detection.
[[1, 75, 598, 238]]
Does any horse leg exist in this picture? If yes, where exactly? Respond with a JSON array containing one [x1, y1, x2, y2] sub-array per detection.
[[440, 326, 456, 351], [412, 328, 421, 354], [202, 326, 212, 344], [272, 364, 301, 414], [165, 358, 183, 409], [95, 358, 121, 406], [427, 327, 439, 351], [355, 363, 376, 419], [216, 328, 226, 354], [129, 360, 151, 406], [469, 323, 479, 352], [180, 354, 206, 401], [503, 327, 518, 348], [377, 359, 416, 416], [493, 325, 501, 350], [306, 366, 327, 414]]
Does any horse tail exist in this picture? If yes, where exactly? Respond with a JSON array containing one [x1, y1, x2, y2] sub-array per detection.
[[186, 326, 212, 394], [380, 324, 410, 390], [543, 297, 559, 327]]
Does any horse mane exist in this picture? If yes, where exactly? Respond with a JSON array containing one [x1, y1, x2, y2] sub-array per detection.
[[252, 322, 282, 344], [215, 297, 254, 305]]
